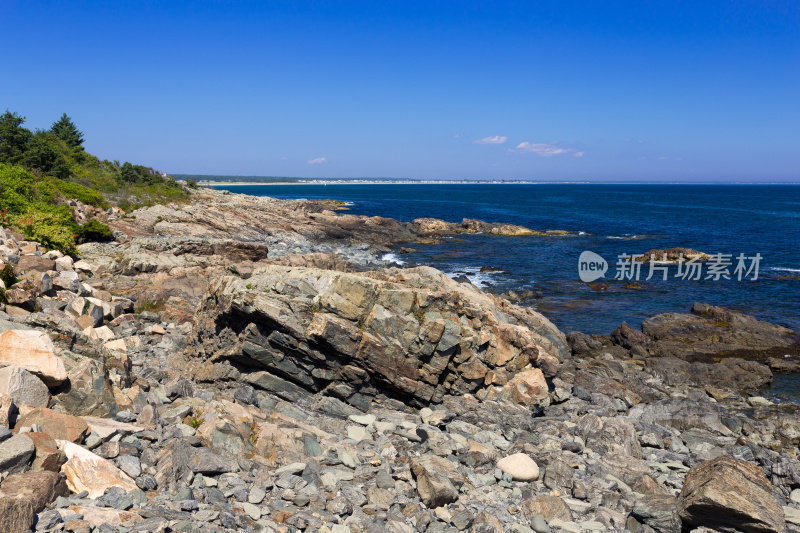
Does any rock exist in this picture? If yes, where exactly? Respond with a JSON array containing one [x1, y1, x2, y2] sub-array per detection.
[[0, 434, 35, 473], [190, 265, 566, 407], [56, 440, 138, 498], [16, 408, 89, 443], [0, 470, 69, 514], [0, 497, 34, 533], [524, 494, 571, 522], [610, 321, 650, 349], [410, 454, 465, 507], [21, 432, 66, 472], [0, 366, 50, 408], [678, 455, 786, 533], [15, 255, 55, 274], [497, 453, 540, 481], [491, 368, 550, 407], [641, 303, 798, 361], [0, 330, 67, 386], [189, 447, 237, 474], [0, 392, 17, 427], [64, 505, 142, 527]]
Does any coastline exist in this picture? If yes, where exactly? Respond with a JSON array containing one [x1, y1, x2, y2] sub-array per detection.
[[1, 186, 799, 532]]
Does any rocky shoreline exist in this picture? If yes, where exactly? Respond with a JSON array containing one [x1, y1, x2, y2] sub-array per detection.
[[1, 187, 799, 533]]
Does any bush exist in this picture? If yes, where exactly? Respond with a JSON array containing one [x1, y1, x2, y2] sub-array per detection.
[[0, 264, 17, 287], [76, 219, 113, 242], [14, 208, 79, 255]]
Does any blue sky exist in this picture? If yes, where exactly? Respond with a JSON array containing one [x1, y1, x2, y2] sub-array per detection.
[[2, 1, 798, 181]]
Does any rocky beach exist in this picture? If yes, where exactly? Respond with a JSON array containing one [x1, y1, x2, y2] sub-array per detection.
[[1, 186, 800, 533]]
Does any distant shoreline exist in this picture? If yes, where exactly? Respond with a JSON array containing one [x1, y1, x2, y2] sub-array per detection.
[[198, 180, 590, 186], [193, 179, 800, 186]]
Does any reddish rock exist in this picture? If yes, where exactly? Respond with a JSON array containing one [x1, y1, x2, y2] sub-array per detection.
[[0, 470, 69, 514], [15, 255, 56, 274], [16, 408, 89, 443], [21, 432, 66, 472]]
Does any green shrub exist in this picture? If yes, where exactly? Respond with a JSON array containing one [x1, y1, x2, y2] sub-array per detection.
[[77, 219, 113, 242], [0, 264, 17, 287]]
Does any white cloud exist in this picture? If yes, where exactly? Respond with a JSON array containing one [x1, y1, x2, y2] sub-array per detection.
[[474, 135, 508, 145], [307, 157, 327, 165], [512, 141, 582, 157], [452, 133, 464, 139]]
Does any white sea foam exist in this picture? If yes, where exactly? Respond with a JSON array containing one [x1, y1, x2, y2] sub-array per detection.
[[381, 253, 406, 265], [769, 267, 800, 273], [444, 266, 499, 288]]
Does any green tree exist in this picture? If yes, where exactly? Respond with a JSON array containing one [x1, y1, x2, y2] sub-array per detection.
[[20, 131, 71, 179], [0, 111, 32, 164], [50, 113, 84, 149]]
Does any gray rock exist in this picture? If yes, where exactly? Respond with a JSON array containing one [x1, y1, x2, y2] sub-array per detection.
[[233, 385, 257, 405], [0, 433, 35, 474], [117, 455, 142, 478], [0, 366, 50, 408], [35, 508, 62, 530], [189, 447, 237, 474]]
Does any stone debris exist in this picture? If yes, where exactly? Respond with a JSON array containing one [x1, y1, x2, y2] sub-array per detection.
[[0, 197, 797, 532]]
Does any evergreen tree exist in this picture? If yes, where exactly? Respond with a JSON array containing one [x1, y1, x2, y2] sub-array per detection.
[[0, 111, 32, 164], [50, 113, 84, 149]]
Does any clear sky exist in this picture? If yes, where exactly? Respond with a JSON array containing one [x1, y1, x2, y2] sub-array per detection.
[[2, 1, 798, 181]]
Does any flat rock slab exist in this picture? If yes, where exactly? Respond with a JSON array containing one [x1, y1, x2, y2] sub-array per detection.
[[62, 505, 142, 527], [56, 440, 137, 498], [17, 408, 89, 443], [82, 417, 143, 440], [0, 330, 67, 386]]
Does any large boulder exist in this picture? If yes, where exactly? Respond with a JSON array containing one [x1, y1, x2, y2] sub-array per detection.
[[189, 265, 567, 407], [639, 303, 798, 361], [0, 366, 50, 408], [56, 440, 137, 498], [0, 470, 69, 515], [0, 330, 67, 386], [678, 455, 786, 533]]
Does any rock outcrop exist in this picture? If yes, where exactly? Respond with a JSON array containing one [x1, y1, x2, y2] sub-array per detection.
[[189, 265, 567, 407]]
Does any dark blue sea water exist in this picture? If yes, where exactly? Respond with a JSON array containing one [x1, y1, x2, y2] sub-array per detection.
[[214, 184, 800, 338]]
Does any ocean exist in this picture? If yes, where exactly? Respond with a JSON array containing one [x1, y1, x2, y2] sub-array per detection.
[[213, 184, 800, 338]]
